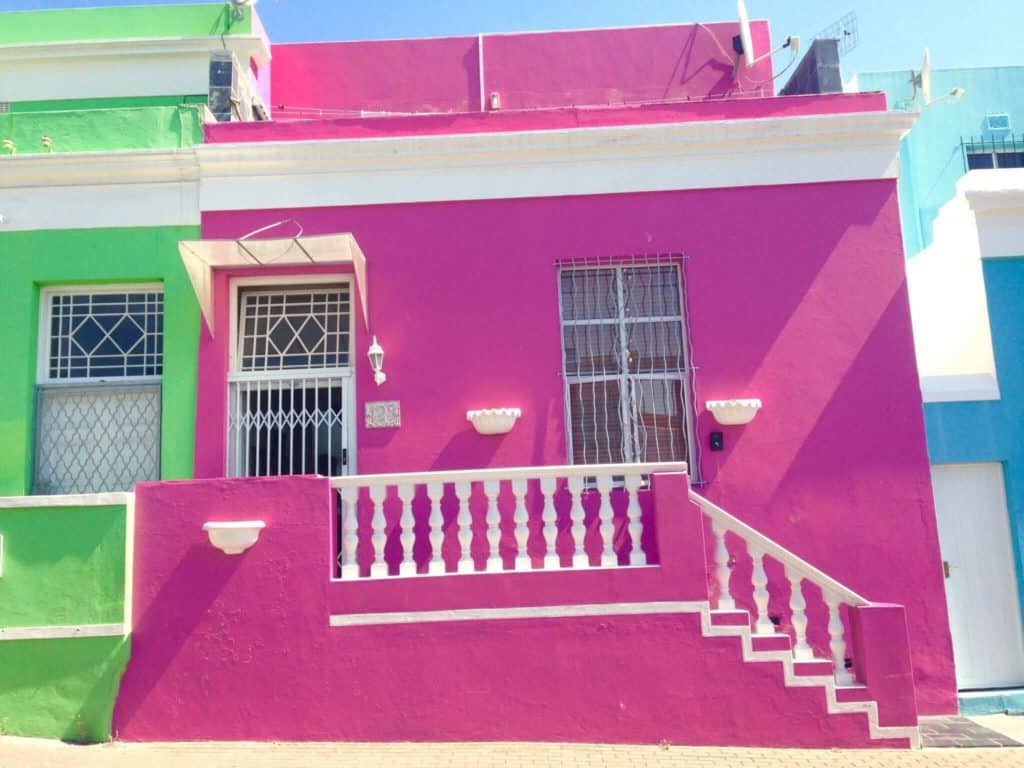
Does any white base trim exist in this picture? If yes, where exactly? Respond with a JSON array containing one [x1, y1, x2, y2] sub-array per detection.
[[921, 373, 1001, 403], [329, 600, 702, 627], [0, 492, 132, 508], [329, 600, 919, 747], [0, 622, 125, 641]]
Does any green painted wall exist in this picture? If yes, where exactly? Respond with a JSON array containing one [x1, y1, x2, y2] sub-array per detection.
[[10, 95, 207, 113], [0, 636, 129, 742], [0, 226, 201, 496], [0, 106, 206, 155], [0, 505, 126, 627], [0, 3, 250, 45]]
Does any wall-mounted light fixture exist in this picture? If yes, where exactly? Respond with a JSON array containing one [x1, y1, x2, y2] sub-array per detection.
[[368, 336, 386, 386], [2, 139, 14, 155], [706, 398, 762, 426], [202, 520, 265, 555]]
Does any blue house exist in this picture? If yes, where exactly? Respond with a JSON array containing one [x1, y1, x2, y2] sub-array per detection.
[[854, 65, 1024, 713]]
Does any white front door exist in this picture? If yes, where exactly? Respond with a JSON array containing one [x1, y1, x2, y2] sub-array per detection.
[[932, 463, 1024, 690]]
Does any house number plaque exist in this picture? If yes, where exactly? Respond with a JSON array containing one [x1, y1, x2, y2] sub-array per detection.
[[365, 401, 401, 428]]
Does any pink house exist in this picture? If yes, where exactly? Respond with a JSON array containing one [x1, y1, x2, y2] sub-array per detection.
[[109, 18, 953, 748]]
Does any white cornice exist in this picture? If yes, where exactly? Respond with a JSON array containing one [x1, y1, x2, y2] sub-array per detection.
[[0, 110, 914, 229], [196, 110, 916, 211], [0, 492, 132, 508], [957, 170, 1024, 259], [0, 34, 271, 66], [0, 149, 198, 189]]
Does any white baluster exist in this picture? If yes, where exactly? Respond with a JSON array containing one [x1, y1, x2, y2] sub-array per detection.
[[511, 478, 530, 571], [787, 568, 812, 660], [540, 476, 559, 569], [826, 595, 854, 685], [567, 475, 588, 568], [749, 546, 773, 634], [368, 483, 388, 578], [483, 480, 502, 572], [623, 474, 645, 566], [455, 480, 474, 573], [711, 519, 734, 610], [397, 482, 416, 576], [339, 486, 360, 579], [427, 480, 445, 575], [595, 474, 616, 567]]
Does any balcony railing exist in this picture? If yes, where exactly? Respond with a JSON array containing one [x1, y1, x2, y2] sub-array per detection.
[[330, 462, 686, 579]]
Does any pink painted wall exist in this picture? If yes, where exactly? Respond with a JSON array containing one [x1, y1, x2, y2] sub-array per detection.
[[113, 473, 914, 746], [268, 21, 773, 119], [206, 92, 887, 144], [196, 180, 956, 715]]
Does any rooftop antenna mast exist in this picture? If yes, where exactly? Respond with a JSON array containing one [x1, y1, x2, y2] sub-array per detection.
[[814, 11, 860, 56]]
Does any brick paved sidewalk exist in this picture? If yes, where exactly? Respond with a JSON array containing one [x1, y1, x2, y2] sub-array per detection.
[[3, 738, 1024, 768]]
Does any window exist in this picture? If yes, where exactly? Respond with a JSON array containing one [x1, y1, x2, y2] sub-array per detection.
[[559, 263, 693, 466], [966, 151, 1024, 170], [227, 284, 352, 477], [964, 134, 1024, 171], [34, 288, 163, 494]]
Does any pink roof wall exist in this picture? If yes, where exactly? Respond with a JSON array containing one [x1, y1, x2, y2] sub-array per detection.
[[269, 20, 773, 118]]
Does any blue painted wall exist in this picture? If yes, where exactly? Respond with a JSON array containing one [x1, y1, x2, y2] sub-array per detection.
[[856, 67, 1024, 257], [923, 257, 1024, 625]]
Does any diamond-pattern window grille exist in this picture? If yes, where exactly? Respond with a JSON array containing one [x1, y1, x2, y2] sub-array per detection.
[[33, 384, 161, 494], [238, 287, 350, 372], [47, 291, 163, 380]]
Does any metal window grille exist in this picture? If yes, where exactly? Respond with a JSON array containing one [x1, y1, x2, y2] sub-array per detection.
[[238, 286, 350, 371], [47, 291, 163, 379], [558, 259, 693, 466], [962, 133, 1024, 171], [34, 288, 164, 494], [33, 383, 161, 494], [229, 286, 351, 477]]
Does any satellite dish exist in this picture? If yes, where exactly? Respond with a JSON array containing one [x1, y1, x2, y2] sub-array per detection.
[[737, 0, 755, 69], [910, 48, 932, 105]]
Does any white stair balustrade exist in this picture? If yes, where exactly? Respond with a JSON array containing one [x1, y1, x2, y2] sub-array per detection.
[[689, 490, 867, 687], [330, 462, 684, 581]]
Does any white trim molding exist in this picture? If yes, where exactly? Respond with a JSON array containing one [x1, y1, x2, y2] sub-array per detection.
[[921, 373, 1001, 404], [0, 109, 914, 230], [329, 601, 703, 627], [963, 177, 1024, 261], [196, 110, 916, 211], [0, 623, 125, 641], [0, 36, 270, 104], [0, 149, 199, 231], [0, 492, 132, 508]]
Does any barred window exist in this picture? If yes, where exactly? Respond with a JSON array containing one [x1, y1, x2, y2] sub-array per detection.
[[34, 287, 163, 494], [559, 263, 692, 465], [228, 285, 352, 478]]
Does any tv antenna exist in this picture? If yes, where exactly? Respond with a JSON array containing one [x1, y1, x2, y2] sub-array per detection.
[[733, 1, 800, 80], [815, 11, 860, 56], [229, 0, 256, 22]]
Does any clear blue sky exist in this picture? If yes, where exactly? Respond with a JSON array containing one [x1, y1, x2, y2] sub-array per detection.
[[2, 0, 1021, 76]]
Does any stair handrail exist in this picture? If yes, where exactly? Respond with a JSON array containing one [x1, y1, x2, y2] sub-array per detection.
[[688, 489, 868, 606]]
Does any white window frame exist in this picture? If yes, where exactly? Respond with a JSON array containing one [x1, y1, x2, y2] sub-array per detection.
[[36, 283, 165, 386], [226, 274, 358, 476], [557, 262, 697, 473]]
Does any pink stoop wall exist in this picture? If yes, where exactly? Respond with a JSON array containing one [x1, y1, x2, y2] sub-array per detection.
[[194, 180, 957, 716], [113, 474, 916, 747]]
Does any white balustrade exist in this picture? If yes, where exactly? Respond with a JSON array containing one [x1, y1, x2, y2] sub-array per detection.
[[331, 462, 685, 582], [689, 490, 868, 687]]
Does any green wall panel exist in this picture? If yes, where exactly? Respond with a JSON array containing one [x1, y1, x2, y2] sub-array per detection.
[[0, 226, 201, 496], [0, 4, 250, 45], [0, 505, 126, 627], [0, 636, 129, 742], [0, 106, 206, 154]]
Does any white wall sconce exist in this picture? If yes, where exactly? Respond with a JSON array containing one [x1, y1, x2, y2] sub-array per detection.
[[2, 139, 14, 155], [41, 136, 53, 152], [706, 398, 762, 426], [467, 407, 521, 435], [203, 520, 266, 555], [367, 336, 386, 386]]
